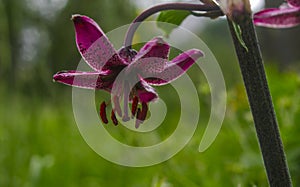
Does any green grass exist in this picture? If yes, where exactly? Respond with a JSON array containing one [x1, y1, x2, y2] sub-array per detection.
[[1, 65, 300, 187]]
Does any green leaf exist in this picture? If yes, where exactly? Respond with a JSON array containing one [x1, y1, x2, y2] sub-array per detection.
[[157, 10, 191, 36]]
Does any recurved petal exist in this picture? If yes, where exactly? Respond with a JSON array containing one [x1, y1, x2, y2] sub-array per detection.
[[53, 70, 112, 90], [130, 37, 170, 74], [288, 0, 300, 7], [145, 49, 203, 86], [254, 8, 281, 17], [254, 7, 300, 28], [136, 37, 170, 59], [72, 14, 126, 71], [137, 79, 158, 103]]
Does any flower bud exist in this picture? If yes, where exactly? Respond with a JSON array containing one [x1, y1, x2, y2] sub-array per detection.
[[215, 0, 251, 20]]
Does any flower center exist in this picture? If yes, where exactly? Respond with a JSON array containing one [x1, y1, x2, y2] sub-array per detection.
[[99, 47, 149, 128], [118, 47, 137, 64]]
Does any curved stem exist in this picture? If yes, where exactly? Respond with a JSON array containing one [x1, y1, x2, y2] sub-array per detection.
[[124, 2, 221, 48], [190, 10, 223, 18]]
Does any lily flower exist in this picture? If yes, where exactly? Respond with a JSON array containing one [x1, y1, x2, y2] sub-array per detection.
[[53, 15, 203, 128], [254, 0, 300, 28]]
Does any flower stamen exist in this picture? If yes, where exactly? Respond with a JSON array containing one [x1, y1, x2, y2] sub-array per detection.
[[135, 108, 142, 128], [134, 102, 148, 128], [140, 102, 148, 121], [113, 96, 122, 117], [111, 110, 118, 126], [131, 96, 139, 118], [100, 101, 108, 124], [122, 81, 130, 122]]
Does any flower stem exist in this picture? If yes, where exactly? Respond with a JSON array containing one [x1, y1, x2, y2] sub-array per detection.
[[227, 13, 292, 186], [124, 3, 221, 48]]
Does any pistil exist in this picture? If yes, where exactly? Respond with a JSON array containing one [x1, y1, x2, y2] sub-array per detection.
[[113, 96, 122, 117]]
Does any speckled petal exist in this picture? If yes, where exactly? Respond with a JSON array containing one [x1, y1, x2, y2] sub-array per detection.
[[53, 70, 112, 90], [137, 79, 158, 103], [288, 0, 300, 7], [129, 37, 170, 74], [72, 15, 126, 71], [145, 49, 203, 86], [254, 7, 300, 28]]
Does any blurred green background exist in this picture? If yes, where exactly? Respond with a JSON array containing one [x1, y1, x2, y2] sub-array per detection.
[[1, 0, 300, 186]]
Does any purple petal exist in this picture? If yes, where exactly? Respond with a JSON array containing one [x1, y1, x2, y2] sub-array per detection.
[[254, 7, 300, 28], [53, 70, 112, 90], [137, 79, 158, 103], [72, 15, 126, 71], [145, 49, 203, 86], [288, 0, 300, 7], [129, 37, 170, 74], [254, 8, 282, 17], [136, 37, 170, 60]]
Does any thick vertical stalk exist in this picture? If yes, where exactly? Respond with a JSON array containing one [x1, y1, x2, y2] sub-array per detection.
[[227, 13, 292, 186]]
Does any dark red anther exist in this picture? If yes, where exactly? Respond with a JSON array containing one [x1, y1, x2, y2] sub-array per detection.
[[131, 96, 139, 118], [135, 103, 148, 128], [111, 110, 118, 126], [140, 102, 148, 121], [123, 81, 130, 121], [100, 102, 108, 124], [135, 108, 142, 128], [113, 96, 122, 117]]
